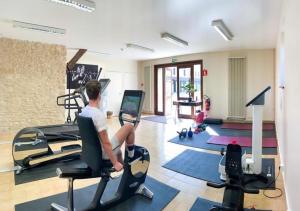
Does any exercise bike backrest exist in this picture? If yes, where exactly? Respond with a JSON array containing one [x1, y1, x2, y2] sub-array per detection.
[[77, 116, 110, 173], [225, 144, 243, 179]]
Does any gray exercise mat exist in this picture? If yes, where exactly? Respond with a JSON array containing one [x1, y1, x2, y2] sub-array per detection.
[[14, 159, 86, 185], [141, 115, 173, 124], [190, 197, 271, 211], [15, 176, 179, 211], [168, 129, 277, 155], [163, 149, 276, 189], [208, 124, 276, 138]]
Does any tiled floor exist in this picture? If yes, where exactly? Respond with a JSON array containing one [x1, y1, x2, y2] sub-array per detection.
[[0, 117, 287, 210]]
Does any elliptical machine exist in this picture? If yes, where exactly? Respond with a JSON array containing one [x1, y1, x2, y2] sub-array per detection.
[[12, 78, 111, 174], [51, 90, 153, 211], [207, 143, 259, 211]]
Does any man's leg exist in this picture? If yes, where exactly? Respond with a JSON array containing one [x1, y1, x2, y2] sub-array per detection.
[[114, 123, 135, 158]]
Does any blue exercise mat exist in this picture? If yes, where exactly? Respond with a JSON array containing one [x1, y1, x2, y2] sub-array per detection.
[[168, 126, 278, 155], [163, 149, 276, 189], [190, 197, 271, 211], [15, 176, 179, 211], [141, 115, 173, 124]]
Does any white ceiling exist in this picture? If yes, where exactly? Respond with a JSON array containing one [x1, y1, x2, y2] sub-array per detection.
[[0, 0, 283, 60]]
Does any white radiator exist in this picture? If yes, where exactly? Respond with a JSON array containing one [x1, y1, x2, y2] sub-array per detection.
[[228, 57, 246, 120]]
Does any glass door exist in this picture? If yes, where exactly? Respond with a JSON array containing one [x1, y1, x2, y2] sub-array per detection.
[[165, 66, 177, 116], [177, 65, 193, 118], [154, 60, 203, 118], [193, 64, 202, 102]]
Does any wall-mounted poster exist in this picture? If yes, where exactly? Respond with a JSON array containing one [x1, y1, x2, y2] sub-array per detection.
[[67, 64, 99, 89]]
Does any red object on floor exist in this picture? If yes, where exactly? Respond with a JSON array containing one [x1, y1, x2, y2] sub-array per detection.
[[207, 136, 277, 148], [221, 122, 274, 130], [195, 111, 204, 124]]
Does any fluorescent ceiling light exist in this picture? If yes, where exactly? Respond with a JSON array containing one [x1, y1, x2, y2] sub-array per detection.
[[126, 43, 154, 53], [47, 0, 96, 12], [211, 19, 233, 41], [161, 33, 188, 47], [13, 21, 66, 35], [68, 47, 111, 55]]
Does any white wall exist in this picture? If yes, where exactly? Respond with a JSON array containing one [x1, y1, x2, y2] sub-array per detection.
[[275, 0, 300, 210], [66, 51, 139, 116], [139, 49, 275, 121]]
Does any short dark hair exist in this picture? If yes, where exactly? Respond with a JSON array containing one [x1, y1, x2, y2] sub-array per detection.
[[85, 80, 101, 100]]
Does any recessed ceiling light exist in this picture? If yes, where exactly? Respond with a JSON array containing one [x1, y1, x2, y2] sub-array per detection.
[[211, 19, 233, 41], [161, 32, 188, 47]]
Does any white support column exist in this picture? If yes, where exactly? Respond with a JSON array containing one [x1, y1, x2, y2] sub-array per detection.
[[251, 105, 263, 174]]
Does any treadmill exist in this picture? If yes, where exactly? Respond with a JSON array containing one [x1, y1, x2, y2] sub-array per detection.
[[12, 79, 110, 174]]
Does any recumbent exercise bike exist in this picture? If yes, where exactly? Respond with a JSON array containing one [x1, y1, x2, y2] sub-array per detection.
[[207, 143, 259, 211], [51, 90, 153, 211]]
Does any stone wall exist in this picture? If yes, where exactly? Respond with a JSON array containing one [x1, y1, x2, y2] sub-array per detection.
[[0, 38, 66, 134]]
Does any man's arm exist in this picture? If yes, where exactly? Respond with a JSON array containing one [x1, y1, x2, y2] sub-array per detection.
[[98, 130, 118, 165]]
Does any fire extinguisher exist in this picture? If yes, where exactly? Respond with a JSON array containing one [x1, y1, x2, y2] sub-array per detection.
[[204, 95, 211, 111]]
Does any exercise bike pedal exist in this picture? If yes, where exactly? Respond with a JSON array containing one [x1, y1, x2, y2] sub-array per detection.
[[135, 183, 154, 199]]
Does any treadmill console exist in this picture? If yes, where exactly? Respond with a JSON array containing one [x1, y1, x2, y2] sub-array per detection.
[[246, 86, 271, 107]]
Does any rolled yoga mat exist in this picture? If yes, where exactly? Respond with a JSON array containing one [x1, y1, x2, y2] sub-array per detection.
[[221, 122, 274, 130], [207, 136, 277, 148]]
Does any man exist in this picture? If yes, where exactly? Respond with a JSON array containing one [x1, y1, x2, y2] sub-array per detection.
[[80, 80, 135, 172]]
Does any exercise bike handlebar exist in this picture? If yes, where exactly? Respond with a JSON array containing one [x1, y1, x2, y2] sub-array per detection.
[[108, 167, 116, 172]]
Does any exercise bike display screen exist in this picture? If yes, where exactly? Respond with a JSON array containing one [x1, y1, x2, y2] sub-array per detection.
[[121, 96, 141, 116]]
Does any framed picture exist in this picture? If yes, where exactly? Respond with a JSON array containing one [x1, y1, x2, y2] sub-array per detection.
[[67, 64, 99, 89]]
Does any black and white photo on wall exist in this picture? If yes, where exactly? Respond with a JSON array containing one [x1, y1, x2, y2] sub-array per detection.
[[67, 64, 100, 89]]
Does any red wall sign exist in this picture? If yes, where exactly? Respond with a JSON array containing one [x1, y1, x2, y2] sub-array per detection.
[[202, 69, 208, 76]]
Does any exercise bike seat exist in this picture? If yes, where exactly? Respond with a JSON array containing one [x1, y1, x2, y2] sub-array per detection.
[[56, 161, 115, 180], [56, 167, 92, 179]]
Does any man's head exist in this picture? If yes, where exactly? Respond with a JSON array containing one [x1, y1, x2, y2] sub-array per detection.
[[86, 80, 101, 101]]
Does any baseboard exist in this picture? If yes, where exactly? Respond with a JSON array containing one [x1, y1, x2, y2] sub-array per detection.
[[281, 171, 291, 211], [223, 119, 275, 124], [142, 111, 154, 115]]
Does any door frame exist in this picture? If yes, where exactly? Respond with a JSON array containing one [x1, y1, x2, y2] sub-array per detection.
[[154, 60, 203, 118], [154, 66, 165, 115]]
